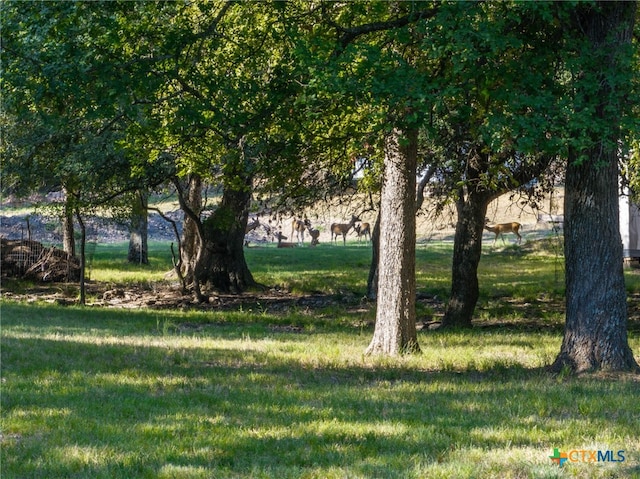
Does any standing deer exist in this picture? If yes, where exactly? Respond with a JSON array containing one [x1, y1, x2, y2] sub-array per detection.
[[353, 222, 371, 243], [484, 218, 522, 245], [290, 217, 306, 245], [305, 219, 320, 246], [331, 215, 360, 245]]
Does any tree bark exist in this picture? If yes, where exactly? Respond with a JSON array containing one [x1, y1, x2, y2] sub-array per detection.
[[367, 163, 434, 301], [75, 209, 86, 306], [366, 209, 381, 300], [62, 192, 75, 256], [366, 127, 419, 355], [552, 1, 638, 373], [197, 174, 256, 294], [442, 188, 496, 328], [554, 150, 638, 372], [127, 190, 149, 264], [175, 166, 256, 298], [180, 174, 203, 284]]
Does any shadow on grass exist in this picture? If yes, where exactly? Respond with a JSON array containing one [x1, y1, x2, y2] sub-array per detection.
[[3, 326, 639, 478]]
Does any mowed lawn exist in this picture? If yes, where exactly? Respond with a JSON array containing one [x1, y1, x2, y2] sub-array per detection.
[[1, 240, 639, 478]]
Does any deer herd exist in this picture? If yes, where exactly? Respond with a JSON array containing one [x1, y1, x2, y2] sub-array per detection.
[[279, 215, 365, 248], [245, 214, 523, 248], [243, 213, 370, 248]]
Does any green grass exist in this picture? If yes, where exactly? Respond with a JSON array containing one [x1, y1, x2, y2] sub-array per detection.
[[88, 241, 178, 284], [246, 243, 374, 295], [2, 239, 640, 478]]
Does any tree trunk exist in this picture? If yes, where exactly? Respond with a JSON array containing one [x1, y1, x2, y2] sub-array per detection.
[[181, 174, 203, 284], [176, 168, 257, 298], [128, 190, 149, 264], [367, 162, 434, 302], [366, 127, 419, 355], [552, 1, 638, 373], [440, 147, 552, 328], [554, 150, 638, 372], [366, 210, 381, 300], [441, 189, 495, 328], [62, 192, 75, 256], [75, 209, 86, 306], [197, 174, 256, 294]]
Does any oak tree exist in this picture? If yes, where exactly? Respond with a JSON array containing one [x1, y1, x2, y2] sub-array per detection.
[[552, 1, 639, 372]]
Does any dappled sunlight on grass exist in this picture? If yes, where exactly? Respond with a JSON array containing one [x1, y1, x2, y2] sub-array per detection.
[[89, 241, 175, 284], [3, 302, 639, 478], [157, 464, 210, 479], [246, 244, 372, 294], [51, 444, 119, 470], [3, 237, 640, 478]]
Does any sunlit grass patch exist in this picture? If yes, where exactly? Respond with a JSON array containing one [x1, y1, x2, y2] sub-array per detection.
[[3, 299, 639, 478], [246, 243, 372, 294], [2, 238, 640, 478], [88, 241, 175, 284]]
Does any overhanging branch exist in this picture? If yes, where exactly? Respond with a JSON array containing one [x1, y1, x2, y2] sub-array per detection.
[[328, 6, 439, 56]]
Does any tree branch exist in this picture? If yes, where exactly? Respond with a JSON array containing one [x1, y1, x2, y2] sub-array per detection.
[[416, 163, 437, 211], [171, 176, 205, 243], [147, 205, 187, 293], [328, 6, 439, 57]]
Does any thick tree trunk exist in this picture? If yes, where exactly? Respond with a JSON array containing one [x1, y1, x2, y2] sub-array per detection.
[[441, 189, 494, 328], [366, 127, 419, 355], [552, 1, 638, 373], [198, 175, 256, 294], [367, 163, 434, 301], [176, 168, 256, 298], [553, 151, 638, 372], [128, 190, 149, 264]]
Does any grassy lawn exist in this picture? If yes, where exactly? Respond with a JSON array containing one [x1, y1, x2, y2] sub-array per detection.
[[2, 240, 639, 478]]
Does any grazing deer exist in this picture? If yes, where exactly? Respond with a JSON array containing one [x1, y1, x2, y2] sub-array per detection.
[[305, 219, 320, 246], [290, 217, 306, 245], [275, 231, 297, 248], [353, 222, 371, 242], [331, 215, 360, 245], [484, 218, 522, 245]]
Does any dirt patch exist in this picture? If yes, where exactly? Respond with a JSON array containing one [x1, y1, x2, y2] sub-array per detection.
[[3, 279, 638, 335], [0, 279, 370, 313], [0, 278, 454, 330]]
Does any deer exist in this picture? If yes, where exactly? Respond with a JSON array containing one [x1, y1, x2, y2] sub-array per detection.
[[352, 222, 371, 242], [484, 218, 522, 245], [243, 217, 261, 247], [245, 217, 260, 234], [275, 231, 297, 248], [331, 215, 361, 245], [304, 219, 320, 247], [290, 217, 306, 245]]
